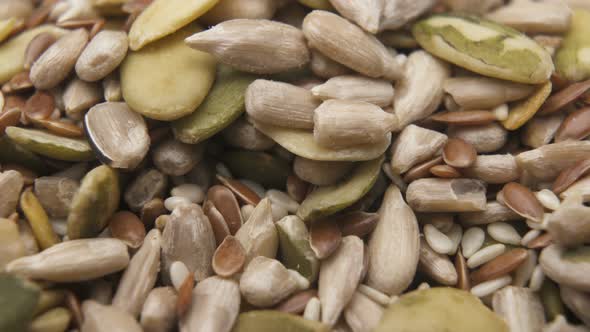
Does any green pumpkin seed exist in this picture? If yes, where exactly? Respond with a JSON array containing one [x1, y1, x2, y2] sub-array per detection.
[[254, 122, 391, 162], [172, 66, 256, 144], [67, 165, 120, 239], [0, 274, 40, 332], [20, 190, 60, 250], [0, 136, 47, 174], [276, 216, 319, 282], [0, 25, 66, 84], [29, 307, 71, 332], [5, 127, 94, 162], [502, 81, 552, 130], [232, 311, 330, 332], [540, 279, 565, 321], [375, 288, 508, 332], [121, 24, 216, 121], [412, 14, 553, 84], [555, 9, 590, 82], [221, 150, 290, 189], [297, 156, 383, 222]]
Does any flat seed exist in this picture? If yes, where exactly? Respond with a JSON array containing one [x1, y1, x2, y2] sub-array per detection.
[[462, 227, 486, 258], [75, 30, 128, 81], [124, 169, 167, 212], [424, 224, 454, 255], [535, 189, 560, 211], [108, 211, 146, 249], [212, 235, 246, 277], [20, 189, 59, 250], [0, 274, 40, 332], [470, 275, 512, 298], [4, 71, 33, 93], [513, 250, 537, 288], [487, 222, 522, 245], [337, 211, 379, 238], [526, 233, 552, 249], [216, 175, 261, 206], [29, 306, 71, 332], [170, 261, 190, 291], [24, 90, 54, 121], [153, 139, 204, 176], [529, 265, 544, 291], [402, 156, 444, 183], [501, 182, 544, 223], [0, 218, 26, 269], [539, 79, 590, 115], [310, 219, 342, 260], [5, 126, 94, 162], [455, 251, 471, 291], [276, 215, 319, 282], [471, 248, 528, 284], [233, 310, 330, 332], [140, 287, 177, 332], [275, 289, 318, 314], [554, 107, 590, 142], [467, 243, 506, 269], [23, 32, 56, 70], [176, 272, 195, 317], [0, 109, 21, 135], [443, 138, 477, 168], [207, 185, 242, 235], [443, 76, 535, 110], [82, 300, 142, 332], [202, 200, 230, 245], [430, 110, 497, 126], [430, 164, 461, 178], [418, 238, 458, 286], [33, 176, 76, 219]]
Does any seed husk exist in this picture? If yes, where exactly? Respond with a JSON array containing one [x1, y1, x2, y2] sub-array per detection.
[[207, 185, 243, 235], [233, 310, 330, 332], [297, 156, 383, 222], [403, 156, 444, 183], [375, 288, 508, 332], [390, 124, 448, 174], [5, 126, 94, 162], [413, 14, 553, 84], [276, 215, 319, 282], [121, 24, 216, 121], [367, 185, 420, 295], [203, 200, 231, 245], [555, 10, 590, 82], [186, 19, 309, 74], [235, 198, 278, 265], [84, 102, 149, 170], [502, 81, 552, 130], [443, 138, 477, 168], [20, 189, 59, 250], [501, 182, 544, 223], [172, 66, 256, 144], [212, 235, 246, 277], [455, 251, 471, 291], [554, 107, 590, 142], [5, 238, 129, 282], [0, 274, 40, 332], [443, 76, 535, 110], [108, 211, 146, 249], [67, 165, 120, 239]]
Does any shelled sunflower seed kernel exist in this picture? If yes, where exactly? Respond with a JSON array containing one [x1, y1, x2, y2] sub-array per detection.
[[1, 1, 590, 331]]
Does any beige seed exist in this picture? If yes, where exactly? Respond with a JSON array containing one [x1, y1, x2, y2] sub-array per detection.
[[343, 291, 383, 332], [63, 78, 102, 120], [448, 123, 508, 153], [418, 238, 458, 286], [430, 110, 498, 126], [23, 32, 56, 70], [540, 244, 590, 291], [461, 227, 485, 258], [200, 0, 277, 25], [329, 0, 381, 33], [108, 211, 146, 249], [516, 140, 590, 181], [486, 0, 572, 34], [535, 189, 560, 211], [560, 286, 590, 326], [492, 286, 546, 332], [463, 154, 521, 184], [293, 157, 354, 186], [546, 194, 590, 247], [311, 75, 394, 107], [470, 275, 512, 298], [170, 261, 190, 291], [521, 113, 564, 149], [443, 76, 535, 110], [234, 198, 278, 265], [140, 287, 177, 332], [423, 224, 453, 255], [390, 124, 448, 174], [487, 222, 522, 245], [75, 30, 128, 82], [459, 201, 522, 226], [82, 300, 142, 332], [309, 49, 351, 79], [103, 74, 122, 102], [185, 19, 310, 74], [30, 28, 89, 90], [406, 178, 487, 213], [467, 243, 506, 269], [303, 297, 321, 321], [529, 265, 544, 292], [379, 0, 436, 31], [357, 284, 390, 307]]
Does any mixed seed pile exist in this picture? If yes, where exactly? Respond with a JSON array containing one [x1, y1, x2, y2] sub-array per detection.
[[2, 0, 590, 331]]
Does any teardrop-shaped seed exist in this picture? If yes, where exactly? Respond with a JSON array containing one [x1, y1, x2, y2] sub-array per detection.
[[297, 156, 383, 222], [501, 182, 544, 223], [23, 90, 54, 121], [0, 274, 40, 332], [203, 200, 231, 245], [235, 198, 278, 264], [554, 107, 590, 142], [5, 126, 94, 162], [24, 32, 57, 70], [430, 111, 497, 126], [67, 165, 120, 239], [85, 102, 149, 169], [455, 251, 471, 291], [338, 211, 379, 238], [216, 175, 261, 206], [207, 185, 242, 235], [310, 219, 342, 260], [212, 235, 246, 277], [552, 158, 590, 194], [443, 138, 477, 168], [0, 109, 21, 136]]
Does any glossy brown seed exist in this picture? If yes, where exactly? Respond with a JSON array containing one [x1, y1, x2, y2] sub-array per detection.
[[140, 198, 166, 227], [430, 111, 497, 126], [539, 79, 590, 115], [108, 211, 146, 249], [274, 289, 318, 314], [24, 91, 54, 121], [39, 120, 84, 137], [3, 71, 33, 93], [216, 175, 261, 206], [286, 174, 308, 203], [554, 107, 590, 142], [203, 200, 230, 246], [337, 211, 379, 238], [552, 158, 590, 194], [3, 95, 25, 112], [26, 4, 52, 29], [470, 248, 529, 284], [207, 185, 242, 235], [501, 182, 545, 223], [443, 138, 477, 168], [526, 233, 552, 249], [430, 164, 462, 178], [65, 291, 83, 328], [310, 219, 342, 260], [24, 32, 57, 70], [455, 251, 470, 291], [402, 156, 444, 183], [0, 109, 21, 135], [176, 272, 195, 317], [212, 235, 246, 278]]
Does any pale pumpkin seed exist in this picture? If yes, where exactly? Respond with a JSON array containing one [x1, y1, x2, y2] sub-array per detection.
[[67, 165, 120, 239], [20, 189, 60, 250], [375, 288, 509, 332], [29, 307, 71, 332], [121, 24, 216, 121], [413, 14, 554, 84], [128, 0, 219, 50], [232, 311, 330, 332], [276, 215, 319, 282], [5, 126, 94, 162], [297, 156, 383, 222], [172, 66, 256, 144], [221, 150, 290, 189], [0, 274, 40, 332], [555, 9, 590, 82], [502, 82, 552, 130], [254, 122, 391, 162]]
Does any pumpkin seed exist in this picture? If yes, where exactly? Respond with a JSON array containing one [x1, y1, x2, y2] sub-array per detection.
[[221, 150, 290, 189], [277, 215, 319, 282], [413, 14, 553, 84], [20, 189, 59, 250], [502, 82, 552, 130], [67, 165, 120, 239], [0, 274, 40, 332], [172, 66, 256, 144], [374, 288, 509, 332], [121, 24, 216, 121], [29, 307, 71, 332], [555, 9, 590, 82], [254, 121, 391, 162], [0, 136, 46, 173], [232, 311, 330, 332], [297, 156, 383, 222], [5, 126, 94, 162]]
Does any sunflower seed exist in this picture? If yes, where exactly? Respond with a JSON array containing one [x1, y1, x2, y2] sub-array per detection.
[[390, 124, 448, 174], [140, 287, 177, 332], [75, 30, 128, 82], [418, 238, 458, 286], [81, 300, 142, 332]]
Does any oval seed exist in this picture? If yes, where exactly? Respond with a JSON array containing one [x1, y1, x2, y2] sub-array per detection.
[[539, 79, 590, 115], [501, 182, 544, 223], [212, 235, 246, 277], [467, 243, 506, 269], [470, 275, 512, 298], [424, 224, 453, 255], [170, 261, 190, 291], [443, 138, 477, 168], [554, 107, 590, 142], [108, 211, 146, 249], [471, 248, 528, 284], [171, 184, 204, 204], [430, 164, 461, 178], [430, 110, 497, 126], [310, 219, 342, 260], [5, 126, 94, 162], [487, 222, 522, 245], [535, 189, 560, 211], [23, 90, 54, 121], [23, 32, 56, 70], [552, 158, 590, 194]]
